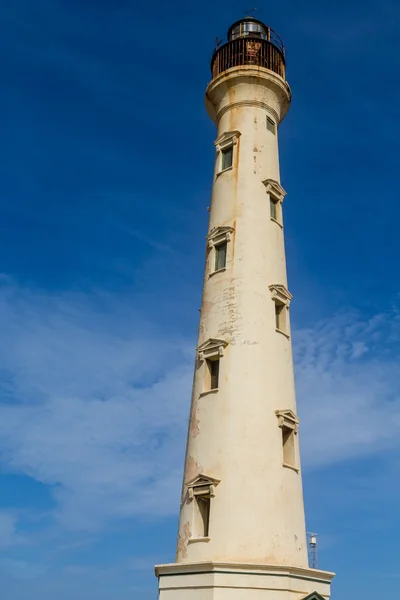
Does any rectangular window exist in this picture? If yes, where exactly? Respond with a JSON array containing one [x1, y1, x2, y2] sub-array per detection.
[[196, 497, 210, 537], [270, 197, 278, 220], [275, 302, 286, 331], [221, 146, 233, 170], [206, 358, 220, 390], [282, 426, 296, 466], [215, 242, 227, 271], [267, 117, 276, 134]]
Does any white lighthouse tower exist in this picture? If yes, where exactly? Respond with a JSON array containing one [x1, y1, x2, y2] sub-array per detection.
[[156, 16, 335, 600]]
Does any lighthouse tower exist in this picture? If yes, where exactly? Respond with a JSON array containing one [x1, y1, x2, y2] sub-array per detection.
[[156, 16, 335, 600]]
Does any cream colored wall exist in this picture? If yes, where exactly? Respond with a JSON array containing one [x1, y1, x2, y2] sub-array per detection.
[[175, 66, 309, 568], [156, 563, 334, 600]]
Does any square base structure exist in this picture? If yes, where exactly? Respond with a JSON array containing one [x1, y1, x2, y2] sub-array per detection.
[[155, 561, 335, 600]]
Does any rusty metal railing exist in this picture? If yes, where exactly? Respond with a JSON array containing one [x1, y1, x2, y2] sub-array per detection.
[[211, 37, 286, 80]]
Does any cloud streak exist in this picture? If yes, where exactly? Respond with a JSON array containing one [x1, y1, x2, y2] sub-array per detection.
[[0, 279, 399, 538]]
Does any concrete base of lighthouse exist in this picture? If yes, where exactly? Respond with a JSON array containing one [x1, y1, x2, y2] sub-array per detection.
[[155, 562, 335, 600]]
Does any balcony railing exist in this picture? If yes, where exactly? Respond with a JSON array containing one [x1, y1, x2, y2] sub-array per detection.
[[211, 37, 286, 80]]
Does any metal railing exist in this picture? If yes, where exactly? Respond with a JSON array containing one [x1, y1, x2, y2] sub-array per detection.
[[211, 37, 286, 80]]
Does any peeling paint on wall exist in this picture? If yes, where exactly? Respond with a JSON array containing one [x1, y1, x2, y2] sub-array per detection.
[[189, 396, 200, 438], [185, 455, 202, 483], [176, 521, 191, 561]]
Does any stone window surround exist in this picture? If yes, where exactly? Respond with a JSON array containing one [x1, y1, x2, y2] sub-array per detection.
[[197, 338, 228, 397], [186, 474, 220, 543], [207, 226, 234, 277], [197, 338, 228, 362], [275, 409, 300, 434], [214, 130, 241, 176], [269, 284, 292, 338], [266, 116, 276, 134], [186, 474, 220, 501], [276, 409, 300, 473], [263, 178, 286, 227]]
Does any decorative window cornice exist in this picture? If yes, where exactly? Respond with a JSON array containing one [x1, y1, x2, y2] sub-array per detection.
[[186, 474, 221, 500], [262, 179, 287, 203], [301, 593, 325, 600], [276, 409, 300, 434], [214, 130, 241, 151], [197, 338, 228, 361], [269, 284, 293, 306], [207, 226, 234, 249]]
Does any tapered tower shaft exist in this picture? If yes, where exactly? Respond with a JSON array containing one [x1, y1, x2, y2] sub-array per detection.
[[156, 17, 334, 600], [177, 19, 305, 567]]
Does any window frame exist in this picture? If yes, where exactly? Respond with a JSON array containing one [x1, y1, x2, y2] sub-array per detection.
[[221, 146, 233, 171], [207, 226, 234, 277], [276, 410, 300, 472], [269, 284, 293, 338], [282, 425, 296, 467], [214, 241, 227, 272], [275, 301, 286, 332], [197, 338, 228, 396], [214, 130, 241, 177], [207, 357, 220, 390], [196, 496, 210, 537], [262, 179, 286, 227], [266, 116, 276, 134], [186, 475, 220, 542], [270, 195, 279, 221]]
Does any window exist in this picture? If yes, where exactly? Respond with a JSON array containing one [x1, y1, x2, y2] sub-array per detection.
[[269, 285, 292, 337], [276, 410, 299, 471], [214, 130, 240, 176], [197, 338, 227, 394], [215, 242, 227, 271], [270, 196, 278, 221], [267, 116, 276, 134], [207, 358, 220, 390], [282, 425, 295, 466], [262, 179, 286, 226], [186, 475, 220, 541], [196, 497, 210, 537], [207, 227, 234, 276], [221, 146, 233, 170], [275, 302, 286, 332]]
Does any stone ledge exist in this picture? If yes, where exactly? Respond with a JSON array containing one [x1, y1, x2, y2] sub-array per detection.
[[155, 560, 335, 581]]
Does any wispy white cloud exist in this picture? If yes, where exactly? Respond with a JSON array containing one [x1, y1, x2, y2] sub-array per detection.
[[296, 310, 400, 468], [0, 511, 25, 548], [0, 558, 47, 579], [0, 278, 193, 532], [0, 278, 399, 539]]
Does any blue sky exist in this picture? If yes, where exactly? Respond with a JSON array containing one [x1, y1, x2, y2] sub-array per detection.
[[0, 0, 399, 598]]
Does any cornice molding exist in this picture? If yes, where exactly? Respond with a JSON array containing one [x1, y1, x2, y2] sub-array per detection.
[[276, 409, 300, 434], [269, 284, 293, 306], [207, 226, 234, 248], [197, 338, 228, 360], [214, 130, 241, 151], [263, 178, 287, 203], [186, 474, 221, 500]]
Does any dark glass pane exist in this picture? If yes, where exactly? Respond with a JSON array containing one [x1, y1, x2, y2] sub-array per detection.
[[222, 146, 233, 170], [270, 198, 277, 220], [215, 242, 227, 270], [275, 303, 282, 329], [198, 497, 210, 537], [210, 359, 219, 389], [267, 117, 276, 134]]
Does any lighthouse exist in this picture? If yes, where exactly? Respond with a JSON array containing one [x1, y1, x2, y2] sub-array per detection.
[[155, 16, 335, 600]]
